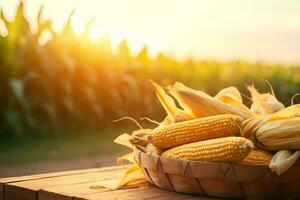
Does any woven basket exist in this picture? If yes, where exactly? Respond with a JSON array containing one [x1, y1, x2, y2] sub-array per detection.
[[134, 149, 300, 200]]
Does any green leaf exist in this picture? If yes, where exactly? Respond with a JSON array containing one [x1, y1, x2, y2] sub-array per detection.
[[9, 79, 28, 110]]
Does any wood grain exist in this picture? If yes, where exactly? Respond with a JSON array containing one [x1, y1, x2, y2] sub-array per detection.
[[78, 185, 212, 200], [0, 168, 102, 200], [0, 166, 128, 200], [0, 165, 218, 200]]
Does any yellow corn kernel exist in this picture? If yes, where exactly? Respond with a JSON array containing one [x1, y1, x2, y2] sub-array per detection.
[[150, 114, 243, 149], [238, 150, 273, 165], [162, 137, 253, 163]]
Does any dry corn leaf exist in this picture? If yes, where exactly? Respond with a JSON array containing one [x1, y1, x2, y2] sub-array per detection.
[[255, 117, 300, 150], [130, 129, 152, 147], [242, 105, 300, 137], [267, 104, 300, 121], [269, 150, 300, 175], [91, 163, 145, 190], [242, 116, 269, 138], [117, 152, 135, 164], [215, 86, 245, 108], [149, 80, 178, 119], [243, 105, 300, 150], [158, 116, 172, 127], [169, 82, 254, 119], [248, 85, 284, 115], [91, 133, 147, 190], [114, 133, 133, 149], [215, 86, 253, 117], [149, 80, 192, 123]]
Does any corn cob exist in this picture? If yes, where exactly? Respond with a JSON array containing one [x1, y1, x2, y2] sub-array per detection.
[[162, 137, 253, 162], [238, 150, 273, 165], [149, 114, 243, 149]]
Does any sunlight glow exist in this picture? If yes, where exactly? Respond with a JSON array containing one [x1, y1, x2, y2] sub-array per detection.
[[0, 21, 8, 37], [1, 0, 300, 63], [72, 20, 85, 35], [88, 25, 106, 42]]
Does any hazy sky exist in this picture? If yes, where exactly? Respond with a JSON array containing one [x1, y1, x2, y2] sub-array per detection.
[[1, 0, 300, 63]]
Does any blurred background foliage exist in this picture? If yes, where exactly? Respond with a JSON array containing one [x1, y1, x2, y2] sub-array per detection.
[[0, 2, 300, 137]]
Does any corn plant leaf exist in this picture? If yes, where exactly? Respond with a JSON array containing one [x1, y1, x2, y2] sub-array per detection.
[[9, 79, 29, 110], [4, 110, 23, 135]]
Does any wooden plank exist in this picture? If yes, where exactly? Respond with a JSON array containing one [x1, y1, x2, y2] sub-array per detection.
[[39, 179, 150, 200], [4, 185, 36, 200], [1, 166, 127, 200], [0, 168, 99, 183], [0, 165, 125, 184], [78, 185, 219, 200], [5, 167, 126, 200], [38, 190, 72, 200], [0, 167, 102, 200], [41, 177, 190, 200], [1, 165, 219, 200], [38, 178, 120, 200], [8, 167, 125, 189], [39, 181, 116, 200]]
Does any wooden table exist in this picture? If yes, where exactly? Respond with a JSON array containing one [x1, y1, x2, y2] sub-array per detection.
[[0, 165, 218, 200]]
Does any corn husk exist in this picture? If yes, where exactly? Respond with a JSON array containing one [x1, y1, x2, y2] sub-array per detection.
[[114, 133, 133, 149], [242, 104, 300, 137], [269, 150, 300, 175], [215, 86, 244, 106], [242, 105, 300, 173], [117, 152, 135, 164], [149, 80, 192, 123], [129, 129, 152, 147], [248, 85, 284, 115], [90, 163, 146, 190], [243, 105, 300, 150], [255, 117, 300, 150], [215, 86, 254, 115], [267, 104, 300, 120], [168, 82, 255, 119], [91, 133, 148, 190]]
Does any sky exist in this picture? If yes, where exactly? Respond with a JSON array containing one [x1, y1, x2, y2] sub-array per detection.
[[0, 0, 300, 64]]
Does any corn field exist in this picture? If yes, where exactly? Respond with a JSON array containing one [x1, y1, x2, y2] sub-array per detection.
[[0, 2, 300, 136]]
